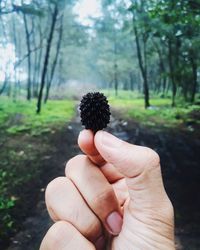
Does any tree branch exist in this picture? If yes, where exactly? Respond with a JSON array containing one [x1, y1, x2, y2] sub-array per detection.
[[14, 45, 43, 69]]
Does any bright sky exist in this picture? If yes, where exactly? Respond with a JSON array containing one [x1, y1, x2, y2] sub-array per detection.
[[73, 0, 102, 26], [0, 44, 16, 81]]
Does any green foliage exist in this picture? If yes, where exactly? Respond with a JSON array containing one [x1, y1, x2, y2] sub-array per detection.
[[106, 90, 200, 128], [0, 197, 15, 214], [128, 0, 200, 105], [0, 98, 75, 135], [0, 169, 16, 236]]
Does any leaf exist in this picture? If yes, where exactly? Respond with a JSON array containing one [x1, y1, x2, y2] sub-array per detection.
[[127, 3, 136, 12]]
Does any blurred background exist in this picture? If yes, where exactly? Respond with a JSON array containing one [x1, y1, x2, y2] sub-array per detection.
[[0, 0, 200, 249]]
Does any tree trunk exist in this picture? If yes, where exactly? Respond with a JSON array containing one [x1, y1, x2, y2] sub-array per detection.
[[190, 55, 198, 103], [114, 63, 118, 96], [123, 79, 128, 90], [57, 55, 63, 88], [44, 14, 63, 103], [154, 39, 167, 96], [168, 39, 176, 107], [23, 13, 32, 100], [162, 76, 167, 95], [12, 15, 18, 101], [134, 24, 150, 108], [35, 19, 44, 98], [36, 4, 58, 113], [113, 33, 118, 97], [130, 72, 134, 91], [31, 16, 38, 98], [0, 77, 8, 95]]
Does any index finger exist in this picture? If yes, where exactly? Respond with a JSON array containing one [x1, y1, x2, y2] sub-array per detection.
[[78, 130, 124, 183], [78, 129, 106, 166]]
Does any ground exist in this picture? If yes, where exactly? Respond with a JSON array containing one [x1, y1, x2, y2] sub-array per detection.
[[2, 108, 200, 250]]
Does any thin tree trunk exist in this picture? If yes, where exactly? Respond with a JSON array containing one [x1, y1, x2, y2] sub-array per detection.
[[114, 63, 118, 96], [113, 33, 118, 97], [190, 55, 198, 103], [0, 77, 8, 95], [143, 35, 150, 108], [23, 13, 32, 100], [168, 39, 176, 107], [12, 15, 18, 101], [35, 19, 43, 98], [44, 14, 63, 103], [36, 4, 58, 113], [123, 79, 128, 90], [134, 24, 150, 108], [31, 16, 38, 98], [130, 72, 134, 91], [154, 39, 167, 96], [162, 76, 167, 95], [57, 55, 63, 88]]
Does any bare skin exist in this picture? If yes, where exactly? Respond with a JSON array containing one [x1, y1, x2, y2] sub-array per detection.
[[40, 130, 175, 250]]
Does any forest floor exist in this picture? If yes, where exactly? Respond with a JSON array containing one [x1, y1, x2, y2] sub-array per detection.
[[2, 107, 200, 250]]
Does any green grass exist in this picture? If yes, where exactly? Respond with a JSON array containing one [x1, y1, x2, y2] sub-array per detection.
[[0, 97, 76, 135], [101, 90, 200, 128], [0, 97, 76, 239]]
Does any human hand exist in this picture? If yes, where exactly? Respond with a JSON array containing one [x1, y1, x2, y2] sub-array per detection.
[[40, 130, 175, 250]]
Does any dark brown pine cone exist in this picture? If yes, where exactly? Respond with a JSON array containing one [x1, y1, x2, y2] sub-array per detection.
[[79, 92, 111, 133]]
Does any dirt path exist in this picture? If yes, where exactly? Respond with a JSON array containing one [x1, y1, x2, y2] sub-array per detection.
[[5, 113, 200, 250]]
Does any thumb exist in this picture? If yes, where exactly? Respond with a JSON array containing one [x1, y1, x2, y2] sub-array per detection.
[[94, 131, 168, 208]]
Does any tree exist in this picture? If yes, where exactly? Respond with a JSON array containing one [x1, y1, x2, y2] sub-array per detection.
[[89, 0, 136, 94], [36, 2, 58, 113], [148, 0, 200, 105], [129, 0, 151, 108], [23, 13, 32, 100], [44, 13, 63, 103]]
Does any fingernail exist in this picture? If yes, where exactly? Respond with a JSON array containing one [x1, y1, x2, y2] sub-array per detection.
[[98, 131, 122, 148], [106, 211, 123, 235], [95, 235, 105, 250]]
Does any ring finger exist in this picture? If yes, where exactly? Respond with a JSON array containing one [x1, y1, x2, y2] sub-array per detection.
[[45, 176, 103, 246]]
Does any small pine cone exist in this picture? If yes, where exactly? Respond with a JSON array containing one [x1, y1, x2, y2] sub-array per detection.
[[79, 92, 111, 133]]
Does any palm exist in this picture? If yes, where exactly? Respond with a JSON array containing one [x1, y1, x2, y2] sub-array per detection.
[[102, 165, 174, 250]]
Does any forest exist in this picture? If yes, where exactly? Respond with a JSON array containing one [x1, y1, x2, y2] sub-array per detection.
[[0, 0, 200, 249]]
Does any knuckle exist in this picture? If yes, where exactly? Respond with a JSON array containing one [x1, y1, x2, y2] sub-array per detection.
[[45, 177, 66, 202], [93, 187, 114, 209], [65, 154, 88, 177], [66, 203, 83, 225], [82, 218, 102, 241], [46, 221, 71, 249]]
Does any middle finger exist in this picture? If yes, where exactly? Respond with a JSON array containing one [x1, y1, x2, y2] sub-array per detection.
[[65, 155, 123, 235]]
